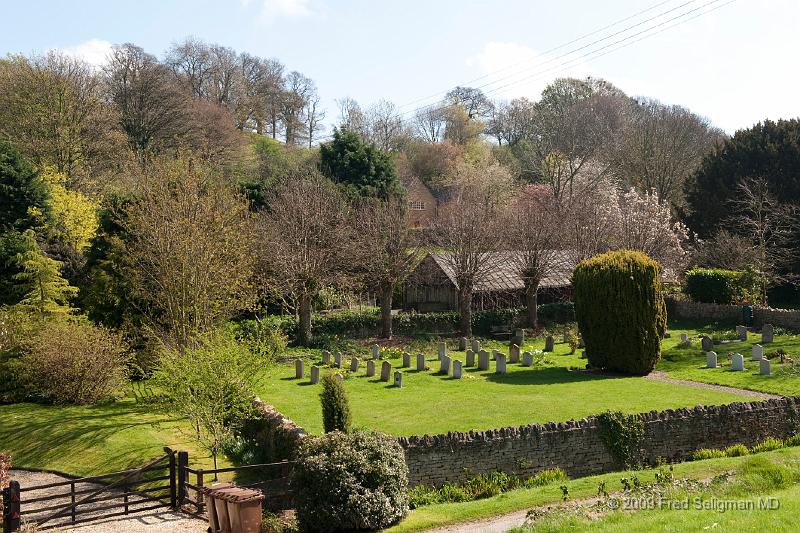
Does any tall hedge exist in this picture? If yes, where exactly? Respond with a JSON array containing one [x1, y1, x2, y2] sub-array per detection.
[[320, 373, 352, 433], [573, 251, 666, 375], [683, 268, 756, 304]]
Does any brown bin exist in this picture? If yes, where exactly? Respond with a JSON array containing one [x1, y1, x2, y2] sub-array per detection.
[[200, 483, 234, 533], [202, 484, 265, 533]]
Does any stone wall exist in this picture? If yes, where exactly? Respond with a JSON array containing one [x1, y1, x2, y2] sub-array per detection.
[[398, 398, 800, 487], [667, 296, 800, 330], [246, 397, 307, 462]]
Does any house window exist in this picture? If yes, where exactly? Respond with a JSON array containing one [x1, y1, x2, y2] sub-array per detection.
[[409, 200, 426, 210]]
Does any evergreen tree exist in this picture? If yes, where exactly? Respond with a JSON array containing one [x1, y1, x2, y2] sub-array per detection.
[[13, 230, 77, 317], [320, 373, 352, 433], [320, 128, 403, 199], [0, 140, 51, 232]]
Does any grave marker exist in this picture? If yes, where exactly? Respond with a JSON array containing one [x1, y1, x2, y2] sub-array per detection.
[[492, 349, 501, 361], [701, 336, 713, 352], [760, 358, 772, 376], [471, 339, 481, 353], [439, 355, 451, 375], [459, 337, 467, 351], [393, 371, 403, 388], [310, 365, 320, 384], [416, 353, 426, 371], [334, 352, 342, 368], [706, 351, 717, 369], [372, 344, 380, 359], [335, 373, 344, 382], [452, 359, 463, 379], [366, 360, 376, 377], [295, 359, 304, 379], [402, 352, 411, 368], [736, 326, 748, 341], [763, 324, 774, 344], [380, 361, 392, 381], [522, 351, 533, 366], [509, 344, 520, 364], [350, 356, 359, 373], [478, 350, 490, 370], [496, 353, 507, 373], [322, 351, 331, 365], [438, 341, 447, 360], [544, 336, 554, 352], [465, 349, 475, 367], [679, 333, 689, 342], [752, 344, 763, 361], [731, 353, 745, 371]]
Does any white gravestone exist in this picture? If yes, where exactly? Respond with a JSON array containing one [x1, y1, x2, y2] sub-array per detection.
[[706, 351, 717, 369], [471, 339, 481, 353], [295, 359, 304, 379], [402, 352, 411, 368], [416, 353, 426, 371], [496, 353, 507, 373], [452, 359, 463, 379], [752, 344, 763, 361], [760, 358, 771, 376], [522, 351, 533, 367], [478, 350, 490, 370], [366, 360, 376, 377], [393, 371, 403, 388], [310, 365, 320, 384], [465, 350, 475, 367], [322, 351, 330, 365], [439, 355, 451, 375], [380, 361, 392, 381], [762, 324, 774, 344], [492, 349, 501, 361], [731, 353, 745, 371], [509, 344, 520, 364], [438, 342, 447, 360], [350, 357, 359, 373]]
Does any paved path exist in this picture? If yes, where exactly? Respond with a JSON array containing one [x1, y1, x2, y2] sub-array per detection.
[[645, 371, 782, 400], [10, 470, 207, 532]]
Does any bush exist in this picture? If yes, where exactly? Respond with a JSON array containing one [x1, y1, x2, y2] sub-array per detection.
[[597, 411, 645, 468], [320, 373, 352, 433], [24, 318, 130, 404], [524, 468, 568, 488], [785, 433, 800, 447], [573, 251, 666, 375], [683, 268, 759, 304], [692, 448, 726, 460], [751, 437, 784, 454], [724, 444, 750, 457], [292, 430, 409, 531], [229, 319, 287, 362]]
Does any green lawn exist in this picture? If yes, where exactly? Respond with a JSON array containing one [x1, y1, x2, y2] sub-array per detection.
[[390, 445, 800, 533], [659, 322, 800, 396], [0, 390, 228, 476], [260, 336, 753, 436]]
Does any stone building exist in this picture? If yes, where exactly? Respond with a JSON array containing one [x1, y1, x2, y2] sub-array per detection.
[[401, 174, 439, 228]]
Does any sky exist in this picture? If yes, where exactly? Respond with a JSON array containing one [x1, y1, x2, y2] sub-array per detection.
[[1, 0, 798, 134]]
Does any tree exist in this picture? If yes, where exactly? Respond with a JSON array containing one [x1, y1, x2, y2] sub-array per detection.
[[357, 197, 418, 338], [0, 141, 51, 232], [413, 106, 446, 143], [487, 97, 536, 147], [320, 127, 402, 199], [260, 170, 354, 345], [336, 97, 367, 138], [505, 185, 564, 328], [445, 86, 494, 120], [124, 159, 256, 347], [280, 71, 314, 145], [305, 91, 326, 147], [429, 162, 513, 335], [13, 230, 77, 317], [402, 139, 464, 189], [564, 178, 621, 262], [320, 373, 352, 433]]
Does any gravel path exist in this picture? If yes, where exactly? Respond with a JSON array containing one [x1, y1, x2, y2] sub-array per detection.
[[10, 469, 207, 532], [645, 371, 782, 400], [422, 509, 530, 533]]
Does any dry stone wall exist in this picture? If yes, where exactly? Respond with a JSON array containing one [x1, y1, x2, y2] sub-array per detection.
[[398, 398, 800, 487], [667, 296, 800, 329]]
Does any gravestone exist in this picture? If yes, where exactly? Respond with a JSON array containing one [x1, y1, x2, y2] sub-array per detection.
[[544, 336, 555, 352], [452, 359, 463, 379], [350, 356, 359, 373], [334, 352, 342, 368], [512, 328, 525, 346], [438, 341, 447, 360], [366, 360, 376, 377], [471, 339, 481, 353], [496, 353, 507, 373], [372, 344, 380, 359], [459, 337, 467, 351], [322, 351, 331, 365], [402, 352, 411, 368], [563, 330, 570, 343], [492, 349, 501, 361], [310, 365, 320, 384], [478, 350, 490, 370], [736, 326, 748, 341], [335, 373, 344, 382], [465, 349, 475, 367], [380, 361, 392, 382], [706, 351, 717, 369], [393, 371, 403, 388], [439, 355, 451, 375], [416, 353, 426, 371], [760, 358, 772, 376], [752, 344, 763, 361], [731, 353, 745, 371], [509, 344, 520, 364], [522, 351, 533, 367], [763, 324, 774, 344], [295, 359, 304, 379], [679, 333, 689, 343], [701, 336, 713, 352]]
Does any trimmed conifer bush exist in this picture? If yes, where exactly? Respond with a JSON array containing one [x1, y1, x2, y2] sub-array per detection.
[[573, 250, 667, 375], [320, 373, 352, 433], [292, 429, 409, 531]]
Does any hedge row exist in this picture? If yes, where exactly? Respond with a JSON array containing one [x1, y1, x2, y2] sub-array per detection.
[[254, 303, 575, 341], [683, 268, 751, 304]]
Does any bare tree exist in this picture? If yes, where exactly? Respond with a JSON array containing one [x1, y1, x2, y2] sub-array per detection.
[[413, 106, 446, 143], [260, 170, 354, 345], [365, 99, 406, 151], [336, 97, 367, 137], [505, 185, 564, 328], [429, 163, 514, 335], [124, 158, 257, 348], [305, 89, 325, 147], [487, 97, 536, 147], [281, 71, 313, 145], [727, 176, 799, 303], [565, 178, 621, 262], [693, 229, 759, 271], [357, 196, 419, 338]]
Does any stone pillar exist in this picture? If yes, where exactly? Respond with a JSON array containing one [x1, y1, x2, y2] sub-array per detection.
[[706, 351, 717, 369], [731, 353, 745, 371], [544, 336, 554, 352], [310, 365, 320, 384], [465, 350, 475, 367], [366, 360, 376, 377], [760, 358, 771, 376], [509, 344, 520, 363], [478, 350, 490, 370], [380, 361, 392, 381], [496, 353, 507, 373], [752, 344, 763, 361], [701, 336, 713, 352], [322, 351, 331, 365], [416, 353, 426, 371], [350, 356, 359, 373], [295, 359, 304, 379], [393, 371, 403, 388], [402, 352, 411, 368], [439, 355, 451, 375], [763, 324, 774, 344], [522, 351, 533, 366]]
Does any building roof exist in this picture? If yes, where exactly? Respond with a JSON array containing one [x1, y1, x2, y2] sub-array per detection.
[[426, 250, 576, 292]]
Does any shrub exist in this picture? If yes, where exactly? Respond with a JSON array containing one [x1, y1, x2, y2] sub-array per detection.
[[24, 318, 130, 404], [785, 433, 800, 447], [683, 268, 759, 304], [320, 373, 352, 433], [524, 468, 568, 488], [751, 437, 784, 454], [461, 471, 520, 499], [724, 444, 750, 457], [692, 448, 726, 460], [408, 485, 442, 509], [573, 251, 666, 375], [229, 319, 287, 362], [597, 410, 645, 468], [292, 430, 409, 531]]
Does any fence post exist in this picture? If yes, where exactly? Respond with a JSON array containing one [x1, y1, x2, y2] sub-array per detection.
[[3, 481, 20, 532], [167, 451, 177, 509], [70, 481, 76, 523], [196, 469, 204, 515], [177, 451, 188, 508]]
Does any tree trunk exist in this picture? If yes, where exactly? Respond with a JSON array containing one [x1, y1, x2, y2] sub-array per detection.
[[525, 280, 540, 329], [298, 293, 312, 346], [379, 282, 394, 339], [458, 285, 473, 337]]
